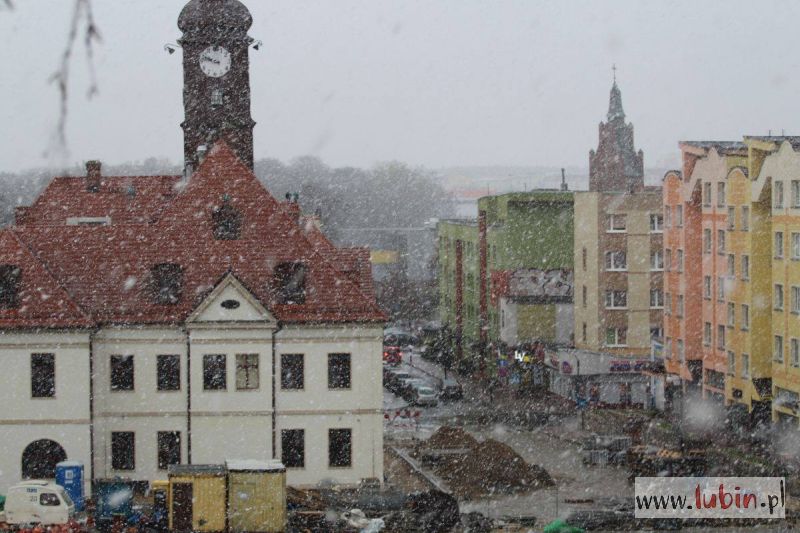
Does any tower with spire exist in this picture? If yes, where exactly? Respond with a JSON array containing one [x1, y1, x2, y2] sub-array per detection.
[[588, 77, 644, 192]]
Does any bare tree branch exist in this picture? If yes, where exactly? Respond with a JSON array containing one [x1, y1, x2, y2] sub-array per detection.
[[47, 0, 101, 156]]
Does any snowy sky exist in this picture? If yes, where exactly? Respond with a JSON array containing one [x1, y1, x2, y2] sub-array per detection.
[[1, 0, 800, 172]]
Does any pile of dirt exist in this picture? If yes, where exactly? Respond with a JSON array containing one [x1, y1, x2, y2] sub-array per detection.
[[434, 438, 554, 499], [424, 426, 479, 449], [286, 486, 327, 511]]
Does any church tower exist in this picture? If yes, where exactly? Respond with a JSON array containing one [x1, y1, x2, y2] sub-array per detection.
[[178, 0, 256, 171], [588, 80, 644, 193]]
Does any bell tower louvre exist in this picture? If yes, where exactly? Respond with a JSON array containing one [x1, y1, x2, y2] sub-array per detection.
[[178, 0, 256, 171]]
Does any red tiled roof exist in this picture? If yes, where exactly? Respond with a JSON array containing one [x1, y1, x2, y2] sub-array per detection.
[[9, 142, 386, 328]]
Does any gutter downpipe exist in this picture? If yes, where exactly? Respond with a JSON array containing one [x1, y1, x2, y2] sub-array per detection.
[[186, 328, 192, 464], [272, 323, 282, 459]]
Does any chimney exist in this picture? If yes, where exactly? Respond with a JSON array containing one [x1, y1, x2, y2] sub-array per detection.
[[284, 192, 301, 225], [86, 160, 101, 192], [14, 206, 29, 225], [560, 168, 569, 191]]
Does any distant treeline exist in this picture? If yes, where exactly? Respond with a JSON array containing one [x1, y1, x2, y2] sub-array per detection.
[[0, 156, 455, 238]]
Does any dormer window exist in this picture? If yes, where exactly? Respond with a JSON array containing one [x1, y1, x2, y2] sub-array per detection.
[[0, 264, 21, 309], [273, 262, 307, 304], [212, 197, 242, 240], [151, 263, 183, 305]]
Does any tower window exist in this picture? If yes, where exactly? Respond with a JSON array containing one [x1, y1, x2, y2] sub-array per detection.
[[212, 197, 242, 240], [273, 262, 307, 304], [0, 264, 21, 309], [151, 263, 183, 305], [211, 88, 224, 107]]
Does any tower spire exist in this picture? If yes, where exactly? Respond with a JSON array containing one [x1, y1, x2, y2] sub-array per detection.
[[607, 68, 625, 122]]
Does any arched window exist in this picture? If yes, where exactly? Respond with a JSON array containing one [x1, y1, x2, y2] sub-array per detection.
[[21, 439, 66, 479]]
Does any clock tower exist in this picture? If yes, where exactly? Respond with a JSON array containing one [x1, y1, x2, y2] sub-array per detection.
[[178, 0, 255, 171]]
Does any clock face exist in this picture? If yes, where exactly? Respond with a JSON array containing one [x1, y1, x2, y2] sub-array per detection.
[[199, 45, 231, 78]]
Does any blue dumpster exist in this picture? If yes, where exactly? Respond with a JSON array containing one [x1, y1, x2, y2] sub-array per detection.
[[55, 461, 85, 512]]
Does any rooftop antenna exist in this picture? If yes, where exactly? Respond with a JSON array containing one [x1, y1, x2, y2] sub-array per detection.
[[612, 63, 617, 83]]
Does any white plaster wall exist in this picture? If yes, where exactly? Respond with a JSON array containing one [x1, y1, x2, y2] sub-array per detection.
[[499, 299, 518, 345], [189, 415, 271, 465], [555, 303, 574, 345], [276, 413, 383, 487]]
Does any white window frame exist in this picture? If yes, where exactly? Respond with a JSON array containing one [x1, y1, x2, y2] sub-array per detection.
[[649, 213, 663, 233], [607, 214, 627, 233], [605, 251, 627, 271], [776, 231, 784, 259], [650, 250, 664, 271], [775, 283, 784, 311], [741, 206, 749, 231], [650, 289, 664, 309], [742, 304, 750, 331], [604, 290, 627, 310], [775, 335, 785, 363], [605, 327, 627, 347]]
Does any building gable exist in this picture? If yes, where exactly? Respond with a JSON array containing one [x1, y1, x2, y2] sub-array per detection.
[[187, 272, 275, 326]]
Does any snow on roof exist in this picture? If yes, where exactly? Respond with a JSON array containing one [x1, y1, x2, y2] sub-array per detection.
[[226, 459, 285, 471]]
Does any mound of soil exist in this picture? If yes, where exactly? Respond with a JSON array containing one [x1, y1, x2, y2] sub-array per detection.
[[435, 439, 554, 499], [425, 426, 479, 450]]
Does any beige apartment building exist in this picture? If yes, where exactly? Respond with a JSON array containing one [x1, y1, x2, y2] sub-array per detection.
[[573, 81, 663, 357]]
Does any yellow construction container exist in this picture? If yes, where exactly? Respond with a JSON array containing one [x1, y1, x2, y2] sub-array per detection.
[[226, 460, 287, 533], [168, 465, 227, 533]]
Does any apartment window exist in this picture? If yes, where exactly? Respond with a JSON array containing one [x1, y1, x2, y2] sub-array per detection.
[[727, 351, 735, 376], [741, 206, 749, 231], [650, 289, 664, 308], [775, 232, 784, 259], [582, 322, 587, 343], [725, 303, 735, 328], [717, 276, 725, 301], [665, 338, 672, 359], [235, 354, 260, 390], [717, 325, 726, 350], [328, 428, 352, 468], [793, 233, 800, 259], [281, 354, 304, 390], [703, 182, 711, 206], [793, 340, 800, 368], [157, 432, 181, 470], [150, 263, 183, 305], [793, 180, 800, 208], [727, 207, 735, 230], [582, 248, 587, 270], [742, 304, 750, 330], [793, 287, 800, 314], [677, 295, 684, 317], [605, 290, 627, 309], [677, 249, 684, 272], [203, 354, 227, 390], [717, 229, 725, 253], [649, 214, 663, 232], [650, 250, 664, 271], [703, 322, 712, 346], [156, 355, 180, 391], [717, 182, 726, 207], [742, 353, 750, 377], [281, 429, 305, 468], [328, 353, 351, 389], [664, 249, 671, 272], [775, 335, 785, 363], [664, 206, 671, 228], [742, 255, 750, 280], [604, 251, 626, 271], [31, 353, 55, 398], [607, 214, 626, 232], [676, 205, 683, 227], [776, 181, 785, 208], [110, 355, 134, 392], [703, 276, 712, 299], [582, 285, 587, 307], [727, 254, 735, 277], [111, 432, 135, 471], [605, 327, 627, 347], [703, 228, 712, 254], [775, 284, 785, 310], [665, 292, 672, 315], [211, 88, 224, 107], [650, 326, 663, 340]]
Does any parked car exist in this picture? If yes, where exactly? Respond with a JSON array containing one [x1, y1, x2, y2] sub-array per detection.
[[383, 346, 402, 366], [399, 378, 428, 400], [4, 480, 76, 526], [387, 371, 412, 392], [439, 377, 463, 400], [411, 385, 439, 406]]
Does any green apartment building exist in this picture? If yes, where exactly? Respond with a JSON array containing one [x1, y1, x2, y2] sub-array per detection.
[[438, 189, 575, 358]]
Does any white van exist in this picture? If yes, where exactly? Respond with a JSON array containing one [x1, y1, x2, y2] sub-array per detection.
[[4, 480, 75, 526]]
